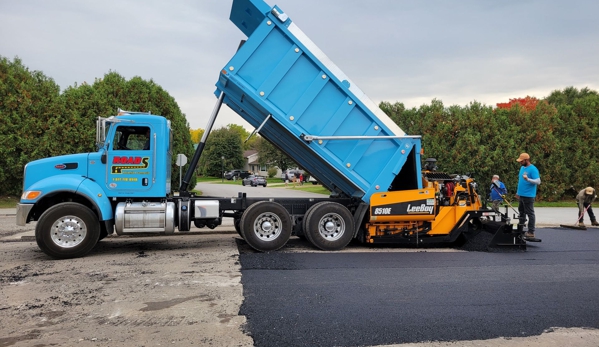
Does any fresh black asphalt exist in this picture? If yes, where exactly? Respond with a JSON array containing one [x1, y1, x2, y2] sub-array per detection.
[[238, 228, 599, 347]]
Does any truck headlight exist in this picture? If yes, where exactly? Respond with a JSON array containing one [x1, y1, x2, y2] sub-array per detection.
[[21, 191, 41, 200]]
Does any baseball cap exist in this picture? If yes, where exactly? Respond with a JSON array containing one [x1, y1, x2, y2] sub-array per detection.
[[585, 187, 594, 195], [516, 153, 530, 162]]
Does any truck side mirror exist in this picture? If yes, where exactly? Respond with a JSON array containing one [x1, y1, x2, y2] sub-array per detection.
[[101, 152, 107, 164]]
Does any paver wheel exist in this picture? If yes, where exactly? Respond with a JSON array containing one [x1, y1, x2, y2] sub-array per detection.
[[240, 201, 292, 252], [303, 202, 354, 251], [35, 202, 100, 259]]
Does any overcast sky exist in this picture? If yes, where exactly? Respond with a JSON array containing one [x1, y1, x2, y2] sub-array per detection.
[[1, 0, 598, 131]]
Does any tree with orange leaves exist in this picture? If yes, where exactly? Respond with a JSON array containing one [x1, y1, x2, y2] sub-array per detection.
[[496, 96, 539, 112]]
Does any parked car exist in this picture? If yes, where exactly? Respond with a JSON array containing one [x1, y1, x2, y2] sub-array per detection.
[[224, 169, 250, 180], [242, 175, 267, 187], [308, 176, 319, 185]]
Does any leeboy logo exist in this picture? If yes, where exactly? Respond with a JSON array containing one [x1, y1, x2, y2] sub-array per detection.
[[406, 204, 434, 214], [111, 156, 149, 174]]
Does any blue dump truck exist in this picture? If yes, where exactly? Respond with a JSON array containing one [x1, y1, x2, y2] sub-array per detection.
[[17, 0, 528, 259]]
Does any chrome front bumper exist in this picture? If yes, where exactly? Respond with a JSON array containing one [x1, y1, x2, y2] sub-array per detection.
[[16, 204, 33, 226]]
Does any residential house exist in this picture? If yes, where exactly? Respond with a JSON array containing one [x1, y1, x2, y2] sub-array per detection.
[[243, 150, 282, 177]]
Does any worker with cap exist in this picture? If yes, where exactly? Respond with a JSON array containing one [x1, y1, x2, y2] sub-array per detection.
[[490, 175, 507, 212], [576, 187, 598, 227], [515, 153, 541, 239]]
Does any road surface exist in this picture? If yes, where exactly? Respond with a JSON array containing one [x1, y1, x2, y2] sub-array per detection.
[[238, 227, 599, 347]]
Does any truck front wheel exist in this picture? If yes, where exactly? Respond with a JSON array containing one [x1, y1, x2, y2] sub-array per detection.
[[35, 202, 100, 259], [304, 202, 354, 251], [240, 201, 291, 251]]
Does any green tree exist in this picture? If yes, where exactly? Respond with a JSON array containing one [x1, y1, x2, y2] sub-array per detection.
[[253, 137, 297, 173], [61, 71, 197, 191], [491, 99, 561, 200], [0, 58, 196, 195], [380, 98, 562, 201], [227, 123, 260, 150], [199, 127, 244, 177], [546, 87, 599, 195], [0, 56, 65, 195]]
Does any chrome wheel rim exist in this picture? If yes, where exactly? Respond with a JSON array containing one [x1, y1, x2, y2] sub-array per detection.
[[50, 215, 87, 248], [318, 213, 345, 241], [252, 212, 283, 242]]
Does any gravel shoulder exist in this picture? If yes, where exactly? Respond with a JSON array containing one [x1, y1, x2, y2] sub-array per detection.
[[0, 216, 253, 346]]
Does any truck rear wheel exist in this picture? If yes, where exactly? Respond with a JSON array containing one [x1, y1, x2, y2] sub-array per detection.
[[304, 202, 354, 251], [35, 202, 100, 259], [234, 218, 242, 237], [240, 201, 291, 252]]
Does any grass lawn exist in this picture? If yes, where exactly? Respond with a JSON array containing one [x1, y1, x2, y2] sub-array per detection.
[[282, 184, 330, 195], [0, 196, 19, 208]]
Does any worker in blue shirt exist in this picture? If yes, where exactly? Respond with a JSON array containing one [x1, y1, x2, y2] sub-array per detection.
[[490, 175, 507, 211], [515, 153, 541, 239]]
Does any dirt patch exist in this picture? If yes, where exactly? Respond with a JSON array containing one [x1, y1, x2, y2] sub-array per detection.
[[0, 232, 253, 346]]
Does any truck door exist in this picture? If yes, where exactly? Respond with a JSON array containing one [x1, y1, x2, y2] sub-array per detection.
[[106, 125, 154, 192]]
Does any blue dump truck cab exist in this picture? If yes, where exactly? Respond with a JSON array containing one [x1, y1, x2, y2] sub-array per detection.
[[17, 112, 175, 258], [17, 0, 525, 259], [20, 113, 172, 208]]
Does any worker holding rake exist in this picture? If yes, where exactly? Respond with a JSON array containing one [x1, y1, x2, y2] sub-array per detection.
[[576, 187, 598, 227], [490, 175, 508, 212]]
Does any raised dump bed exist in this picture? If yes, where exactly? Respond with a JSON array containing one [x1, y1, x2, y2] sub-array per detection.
[[215, 0, 423, 203]]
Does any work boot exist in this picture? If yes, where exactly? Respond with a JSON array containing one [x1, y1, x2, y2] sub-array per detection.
[[523, 231, 535, 239], [592, 220, 599, 226], [579, 222, 586, 227]]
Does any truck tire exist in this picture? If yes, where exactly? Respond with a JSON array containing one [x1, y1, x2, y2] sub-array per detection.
[[35, 202, 100, 259], [303, 202, 354, 251], [240, 201, 291, 252], [99, 229, 108, 241], [234, 218, 242, 237]]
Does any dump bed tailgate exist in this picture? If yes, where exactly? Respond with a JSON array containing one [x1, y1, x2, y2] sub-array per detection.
[[215, 0, 422, 203]]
